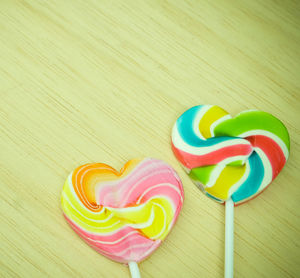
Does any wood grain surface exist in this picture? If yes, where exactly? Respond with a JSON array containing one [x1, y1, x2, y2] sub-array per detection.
[[0, 1, 299, 277]]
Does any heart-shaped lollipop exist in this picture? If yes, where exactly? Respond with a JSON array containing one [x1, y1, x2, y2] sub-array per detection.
[[171, 105, 290, 277], [61, 158, 183, 277], [172, 104, 290, 204]]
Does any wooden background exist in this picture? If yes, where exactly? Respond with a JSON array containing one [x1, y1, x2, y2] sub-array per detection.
[[0, 1, 299, 277]]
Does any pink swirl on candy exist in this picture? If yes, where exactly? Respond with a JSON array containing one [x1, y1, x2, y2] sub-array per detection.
[[61, 158, 184, 263]]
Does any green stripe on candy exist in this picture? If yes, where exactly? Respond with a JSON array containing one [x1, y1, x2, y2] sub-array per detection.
[[189, 165, 216, 185], [227, 160, 244, 166], [214, 111, 290, 150]]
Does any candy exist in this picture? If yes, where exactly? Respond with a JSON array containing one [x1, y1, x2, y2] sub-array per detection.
[[172, 105, 290, 204], [61, 158, 184, 264]]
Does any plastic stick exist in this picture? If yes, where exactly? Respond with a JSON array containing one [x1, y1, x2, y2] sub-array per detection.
[[225, 198, 234, 278], [128, 261, 141, 278]]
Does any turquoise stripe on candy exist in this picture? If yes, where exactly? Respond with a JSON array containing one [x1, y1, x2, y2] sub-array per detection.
[[206, 192, 223, 203], [176, 105, 235, 147], [232, 152, 264, 202]]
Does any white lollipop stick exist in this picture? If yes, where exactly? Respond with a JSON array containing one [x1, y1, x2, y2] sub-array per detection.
[[128, 261, 141, 278], [225, 198, 234, 278]]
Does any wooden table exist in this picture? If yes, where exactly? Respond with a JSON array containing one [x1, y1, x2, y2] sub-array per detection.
[[1, 1, 299, 277]]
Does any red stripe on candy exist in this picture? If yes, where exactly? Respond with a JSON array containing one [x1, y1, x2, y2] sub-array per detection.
[[246, 135, 286, 180], [171, 142, 252, 169]]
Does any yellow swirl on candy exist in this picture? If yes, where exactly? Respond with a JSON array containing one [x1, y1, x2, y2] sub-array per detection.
[[61, 158, 184, 263]]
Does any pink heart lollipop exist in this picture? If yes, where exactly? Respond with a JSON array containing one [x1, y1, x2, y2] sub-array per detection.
[[61, 158, 184, 277]]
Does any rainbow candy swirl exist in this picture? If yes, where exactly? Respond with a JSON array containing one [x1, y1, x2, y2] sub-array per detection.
[[61, 158, 183, 263], [172, 105, 290, 204]]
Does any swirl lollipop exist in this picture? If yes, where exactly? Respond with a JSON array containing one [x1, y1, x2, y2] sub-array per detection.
[[61, 158, 184, 278], [171, 105, 290, 278]]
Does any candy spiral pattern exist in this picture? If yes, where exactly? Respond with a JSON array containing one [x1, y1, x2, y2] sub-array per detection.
[[172, 105, 290, 204], [61, 158, 184, 263]]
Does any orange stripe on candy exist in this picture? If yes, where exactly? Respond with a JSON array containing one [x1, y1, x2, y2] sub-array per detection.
[[72, 160, 142, 211]]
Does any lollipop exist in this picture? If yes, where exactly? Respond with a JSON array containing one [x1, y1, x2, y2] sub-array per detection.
[[171, 105, 290, 277], [61, 158, 184, 277]]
